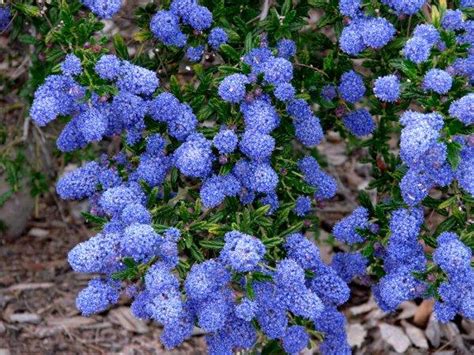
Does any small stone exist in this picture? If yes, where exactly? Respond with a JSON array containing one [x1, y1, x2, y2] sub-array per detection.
[[28, 228, 49, 238]]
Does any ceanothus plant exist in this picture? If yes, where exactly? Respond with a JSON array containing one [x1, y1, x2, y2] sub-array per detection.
[[15, 0, 474, 353]]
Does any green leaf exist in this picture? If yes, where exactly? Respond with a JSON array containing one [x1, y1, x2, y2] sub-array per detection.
[[81, 212, 108, 226], [219, 44, 240, 62], [244, 32, 254, 53], [113, 34, 129, 60], [446, 140, 462, 170], [13, 3, 41, 17]]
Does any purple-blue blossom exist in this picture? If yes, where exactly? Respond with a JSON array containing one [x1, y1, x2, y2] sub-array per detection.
[[373, 75, 400, 102], [422, 69, 453, 94], [338, 70, 366, 103]]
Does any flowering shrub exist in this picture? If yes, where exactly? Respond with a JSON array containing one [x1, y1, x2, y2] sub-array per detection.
[[4, 0, 474, 353]]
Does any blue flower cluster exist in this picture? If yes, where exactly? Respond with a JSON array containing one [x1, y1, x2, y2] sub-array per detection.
[[0, 5, 11, 31], [150, 0, 227, 61], [403, 23, 443, 63], [81, 0, 123, 18], [31, 54, 158, 152], [373, 75, 400, 102], [339, 2, 396, 56], [212, 41, 333, 211], [433, 232, 474, 322], [373, 208, 426, 311], [298, 156, 337, 201], [381, 0, 425, 15], [332, 206, 369, 244], [398, 111, 456, 206]]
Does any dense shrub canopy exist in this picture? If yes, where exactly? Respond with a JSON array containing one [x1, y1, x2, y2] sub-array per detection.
[[2, 0, 474, 353]]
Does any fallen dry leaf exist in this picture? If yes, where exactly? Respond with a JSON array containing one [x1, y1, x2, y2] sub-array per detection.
[[413, 299, 434, 328], [5, 282, 54, 292], [349, 297, 377, 316], [47, 316, 96, 328], [401, 320, 428, 349], [108, 307, 149, 334], [425, 313, 441, 348], [397, 301, 417, 320], [379, 323, 411, 353], [8, 313, 41, 324]]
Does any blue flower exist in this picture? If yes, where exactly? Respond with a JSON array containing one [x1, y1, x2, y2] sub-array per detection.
[[286, 98, 313, 120], [184, 260, 230, 300], [239, 130, 275, 161], [321, 84, 337, 101], [340, 23, 365, 55], [61, 54, 82, 76], [0, 6, 11, 31], [381, 0, 425, 15], [282, 326, 309, 354], [56, 162, 101, 200], [374, 75, 400, 102], [284, 232, 321, 270], [182, 5, 213, 31], [220, 231, 265, 272], [208, 27, 228, 49], [150, 10, 187, 47], [294, 195, 312, 217], [310, 264, 351, 305], [361, 17, 396, 49], [76, 278, 120, 315], [241, 99, 280, 134], [373, 268, 425, 312], [338, 70, 365, 103], [218, 74, 249, 103], [422, 69, 452, 94], [298, 156, 337, 200], [186, 45, 204, 62], [68, 232, 121, 273], [235, 298, 257, 321], [276, 39, 296, 59], [136, 155, 171, 187], [117, 61, 160, 96], [174, 134, 214, 178], [403, 36, 431, 63], [262, 57, 293, 85], [81, 0, 122, 18], [149, 92, 182, 123], [99, 183, 146, 216], [332, 206, 369, 244], [274, 83, 296, 102], [294, 115, 324, 147], [331, 252, 368, 282], [122, 223, 161, 263], [168, 104, 198, 141], [433, 232, 472, 277], [449, 93, 474, 125], [121, 203, 152, 225], [94, 54, 122, 80], [249, 163, 278, 193], [339, 0, 362, 17], [213, 128, 238, 154], [441, 9, 464, 31], [343, 109, 376, 137], [243, 48, 273, 73], [413, 24, 440, 46]]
